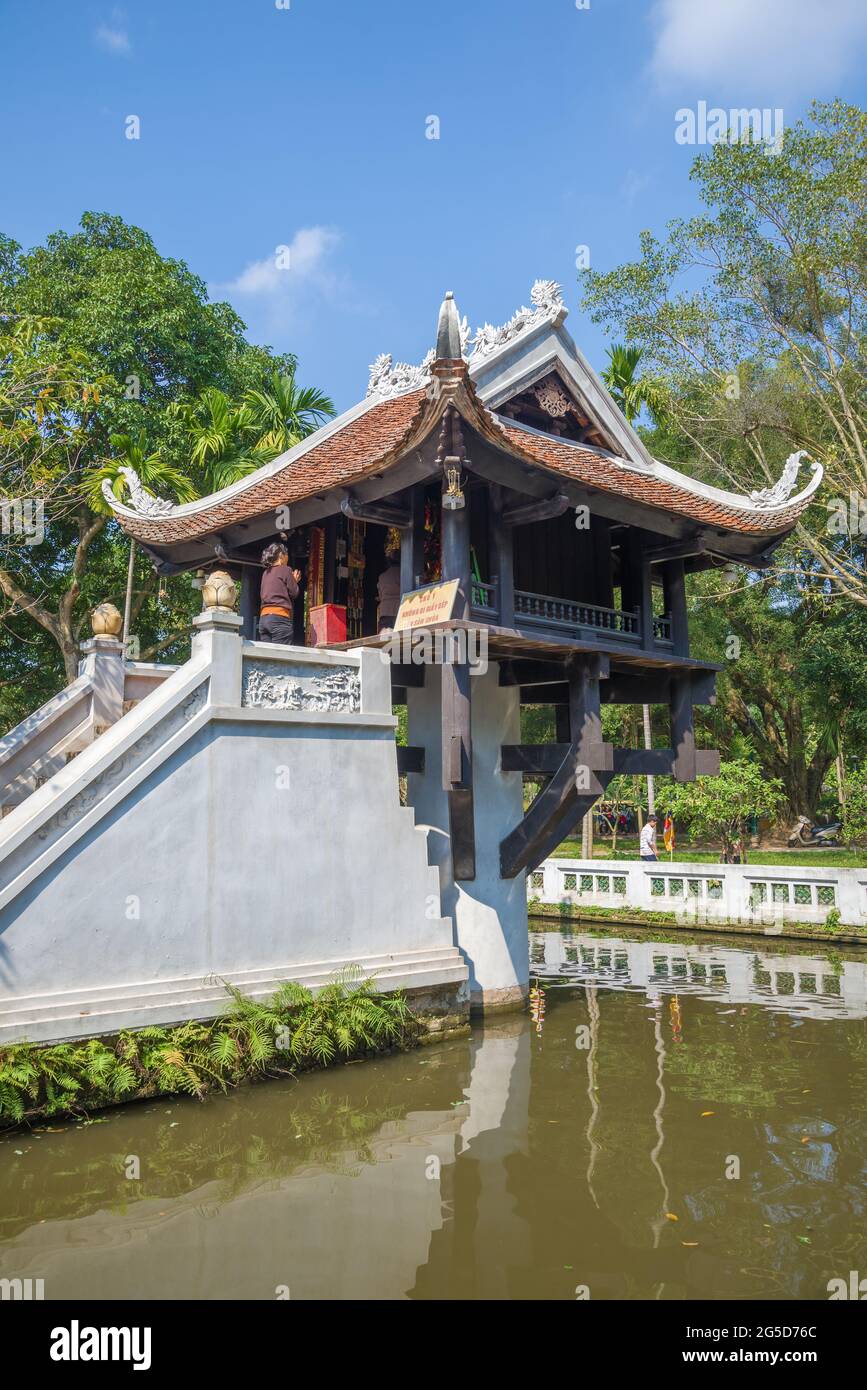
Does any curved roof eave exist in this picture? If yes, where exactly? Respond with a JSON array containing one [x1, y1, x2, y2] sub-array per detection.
[[104, 338, 824, 545]]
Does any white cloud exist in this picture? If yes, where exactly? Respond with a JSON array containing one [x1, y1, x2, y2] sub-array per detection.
[[222, 227, 341, 297], [94, 22, 131, 55], [650, 0, 867, 94]]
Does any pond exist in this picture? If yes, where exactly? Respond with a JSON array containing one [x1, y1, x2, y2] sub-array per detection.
[[1, 927, 866, 1300]]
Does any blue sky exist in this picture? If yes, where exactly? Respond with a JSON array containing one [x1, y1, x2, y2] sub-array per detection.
[[3, 0, 867, 410]]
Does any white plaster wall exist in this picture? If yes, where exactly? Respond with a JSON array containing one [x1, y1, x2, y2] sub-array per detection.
[[407, 661, 529, 1006], [0, 624, 465, 1043]]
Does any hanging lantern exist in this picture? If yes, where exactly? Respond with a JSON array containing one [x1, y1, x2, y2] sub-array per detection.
[[442, 461, 466, 510]]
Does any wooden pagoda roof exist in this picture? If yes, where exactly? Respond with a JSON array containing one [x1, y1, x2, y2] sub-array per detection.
[[103, 285, 823, 559]]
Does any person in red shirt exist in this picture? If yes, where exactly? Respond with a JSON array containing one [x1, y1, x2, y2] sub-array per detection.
[[258, 542, 301, 644]]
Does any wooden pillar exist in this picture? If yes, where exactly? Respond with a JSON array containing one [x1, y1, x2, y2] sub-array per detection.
[[622, 530, 653, 648], [593, 520, 614, 609], [323, 514, 338, 604], [239, 567, 259, 641], [499, 654, 612, 877], [436, 408, 475, 875], [570, 656, 602, 768], [555, 703, 571, 743], [490, 482, 515, 627], [662, 558, 689, 657], [441, 489, 471, 619], [401, 484, 425, 596], [670, 674, 696, 783]]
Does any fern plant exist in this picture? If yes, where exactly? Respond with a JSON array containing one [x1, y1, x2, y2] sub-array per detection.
[[0, 971, 419, 1131]]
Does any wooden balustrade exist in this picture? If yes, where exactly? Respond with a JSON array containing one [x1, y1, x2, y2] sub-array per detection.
[[467, 583, 675, 652]]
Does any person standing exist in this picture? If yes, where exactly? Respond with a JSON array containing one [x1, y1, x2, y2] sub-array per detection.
[[376, 545, 402, 632], [258, 542, 301, 644], [639, 814, 659, 861]]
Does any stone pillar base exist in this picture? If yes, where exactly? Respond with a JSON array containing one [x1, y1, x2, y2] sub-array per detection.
[[470, 983, 529, 1015], [404, 978, 471, 1037]]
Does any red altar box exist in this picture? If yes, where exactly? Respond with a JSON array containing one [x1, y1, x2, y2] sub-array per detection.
[[308, 603, 347, 648]]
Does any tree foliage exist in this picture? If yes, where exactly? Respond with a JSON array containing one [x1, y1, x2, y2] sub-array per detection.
[[580, 99, 867, 606], [666, 759, 785, 857], [0, 213, 331, 728]]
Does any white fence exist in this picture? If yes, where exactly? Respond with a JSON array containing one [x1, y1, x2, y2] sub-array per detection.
[[528, 857, 867, 930]]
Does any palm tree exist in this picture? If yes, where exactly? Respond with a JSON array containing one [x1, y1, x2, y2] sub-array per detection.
[[241, 368, 335, 455], [601, 344, 668, 426], [172, 371, 336, 494], [84, 430, 197, 643], [168, 388, 263, 493]]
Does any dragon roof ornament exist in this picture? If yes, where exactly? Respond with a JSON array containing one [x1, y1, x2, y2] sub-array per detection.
[[470, 280, 566, 360], [748, 451, 821, 510], [101, 465, 179, 518], [366, 282, 565, 398]]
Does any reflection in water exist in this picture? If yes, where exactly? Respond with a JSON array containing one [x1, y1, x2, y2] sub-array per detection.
[[1, 928, 866, 1300]]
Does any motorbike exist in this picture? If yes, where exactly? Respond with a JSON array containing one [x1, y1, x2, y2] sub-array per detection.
[[787, 814, 843, 847]]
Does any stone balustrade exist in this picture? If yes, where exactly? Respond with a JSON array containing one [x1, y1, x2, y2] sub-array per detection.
[[528, 856, 867, 929]]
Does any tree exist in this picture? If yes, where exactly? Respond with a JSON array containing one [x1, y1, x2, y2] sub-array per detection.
[[580, 99, 867, 607], [83, 428, 198, 643], [600, 344, 668, 426], [0, 314, 111, 683], [666, 760, 785, 859], [842, 773, 867, 847], [241, 368, 335, 456], [0, 213, 326, 722], [167, 388, 263, 493], [168, 369, 335, 493], [689, 563, 867, 819]]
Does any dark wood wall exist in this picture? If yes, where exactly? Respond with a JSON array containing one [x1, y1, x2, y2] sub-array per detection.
[[513, 510, 614, 607]]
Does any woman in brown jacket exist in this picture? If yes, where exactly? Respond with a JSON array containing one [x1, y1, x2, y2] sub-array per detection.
[[258, 542, 301, 644]]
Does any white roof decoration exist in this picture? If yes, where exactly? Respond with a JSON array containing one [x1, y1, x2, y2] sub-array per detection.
[[748, 450, 821, 510], [366, 282, 565, 399], [101, 465, 178, 517]]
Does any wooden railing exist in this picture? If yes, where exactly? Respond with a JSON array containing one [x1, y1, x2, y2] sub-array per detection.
[[467, 583, 675, 651], [471, 578, 497, 614], [653, 614, 672, 645], [514, 590, 641, 641]]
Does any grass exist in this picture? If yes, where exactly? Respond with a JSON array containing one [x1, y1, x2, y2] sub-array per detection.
[[528, 899, 679, 927], [527, 898, 863, 940], [0, 970, 419, 1132], [553, 837, 867, 868]]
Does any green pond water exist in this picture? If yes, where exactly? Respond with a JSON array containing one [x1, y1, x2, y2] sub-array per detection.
[[1, 927, 866, 1301]]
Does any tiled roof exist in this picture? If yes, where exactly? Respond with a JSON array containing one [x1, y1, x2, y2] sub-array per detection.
[[114, 389, 428, 545], [493, 421, 810, 536], [111, 377, 816, 547]]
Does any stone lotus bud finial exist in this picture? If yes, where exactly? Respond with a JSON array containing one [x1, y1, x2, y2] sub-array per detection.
[[91, 602, 123, 637], [436, 290, 463, 360], [201, 569, 238, 611]]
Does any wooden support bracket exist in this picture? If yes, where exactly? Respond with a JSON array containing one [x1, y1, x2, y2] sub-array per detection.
[[500, 656, 610, 878]]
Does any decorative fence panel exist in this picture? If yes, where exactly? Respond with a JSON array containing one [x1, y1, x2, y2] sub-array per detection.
[[528, 858, 867, 929]]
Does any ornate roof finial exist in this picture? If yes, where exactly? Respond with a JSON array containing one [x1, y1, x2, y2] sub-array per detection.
[[436, 290, 463, 360]]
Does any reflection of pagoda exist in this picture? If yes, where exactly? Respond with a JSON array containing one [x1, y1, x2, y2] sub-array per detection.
[[409, 1018, 532, 1299]]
